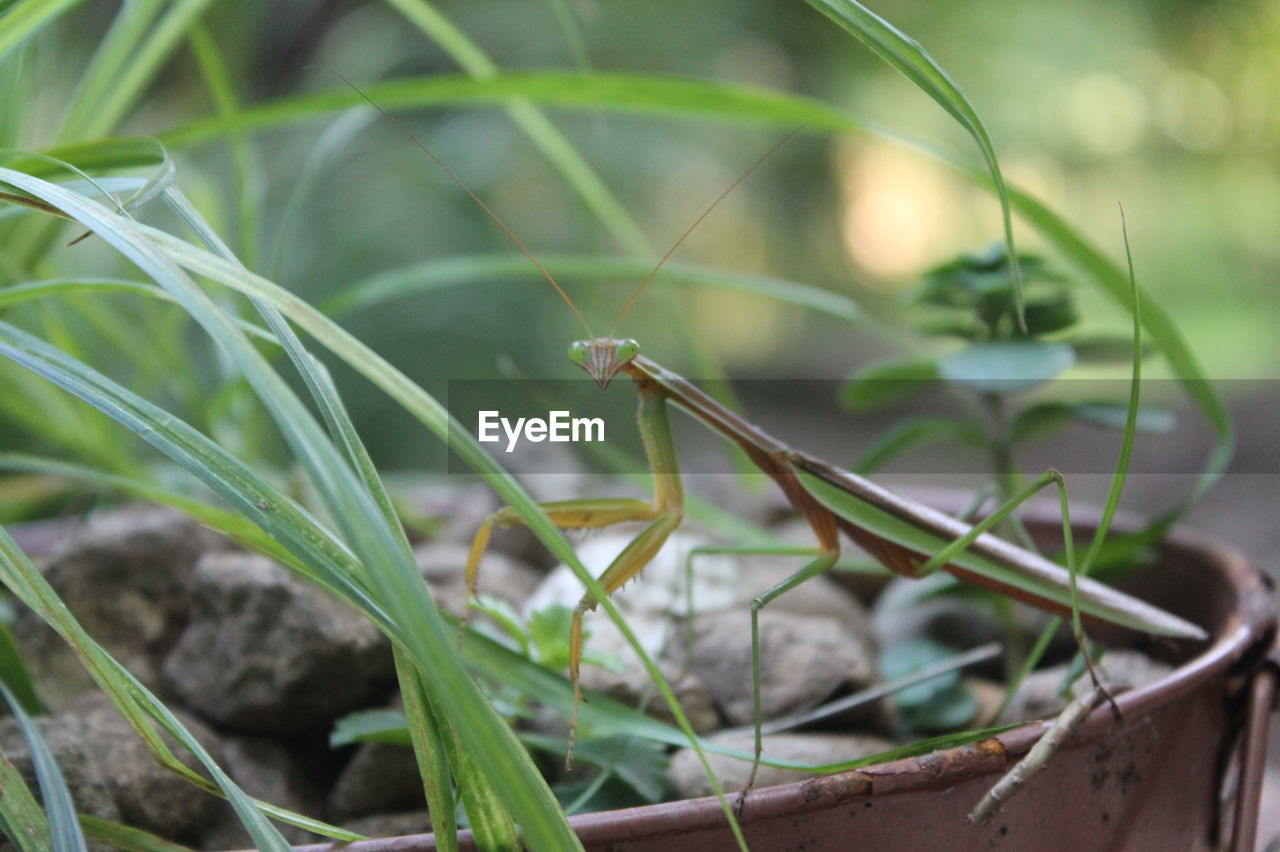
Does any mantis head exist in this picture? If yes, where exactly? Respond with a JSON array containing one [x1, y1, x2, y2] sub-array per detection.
[[568, 338, 640, 388]]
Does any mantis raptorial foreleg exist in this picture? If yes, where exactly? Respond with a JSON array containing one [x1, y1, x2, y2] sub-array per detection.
[[462, 380, 684, 765]]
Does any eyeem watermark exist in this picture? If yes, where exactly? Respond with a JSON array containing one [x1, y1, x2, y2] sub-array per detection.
[[477, 410, 605, 453]]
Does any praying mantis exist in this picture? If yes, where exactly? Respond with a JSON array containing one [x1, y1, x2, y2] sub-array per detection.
[[344, 81, 1208, 806], [451, 167, 1206, 802]]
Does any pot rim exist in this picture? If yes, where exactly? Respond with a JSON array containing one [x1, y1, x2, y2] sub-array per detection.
[[563, 522, 1277, 847], [275, 513, 1276, 851]]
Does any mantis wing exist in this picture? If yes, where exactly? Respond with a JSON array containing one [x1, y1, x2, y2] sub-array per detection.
[[790, 460, 1206, 641]]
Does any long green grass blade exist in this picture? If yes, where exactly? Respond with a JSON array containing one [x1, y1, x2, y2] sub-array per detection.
[[187, 23, 261, 269], [109, 186, 745, 846], [155, 70, 1232, 509], [0, 743, 50, 850], [0, 619, 41, 715], [0, 170, 584, 849], [323, 253, 864, 322], [382, 0, 650, 256], [995, 214, 1153, 719], [0, 452, 302, 568], [0, 681, 85, 850], [393, 649, 457, 852], [158, 73, 856, 147], [168, 185, 499, 842], [78, 815, 196, 852], [0, 0, 86, 64], [802, 0, 1023, 316], [0, 527, 293, 850], [56, 0, 216, 142], [1, 137, 166, 178]]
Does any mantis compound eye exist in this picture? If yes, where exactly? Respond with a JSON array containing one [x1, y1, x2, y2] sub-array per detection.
[[615, 339, 640, 363], [568, 340, 591, 365]]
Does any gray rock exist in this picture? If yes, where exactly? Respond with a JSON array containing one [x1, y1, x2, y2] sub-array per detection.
[[999, 649, 1174, 723], [70, 692, 224, 842], [329, 742, 423, 820], [161, 551, 394, 734], [398, 481, 499, 545], [15, 506, 218, 709], [578, 660, 720, 733], [414, 541, 541, 619], [871, 576, 1077, 672], [871, 575, 1006, 652], [964, 675, 1007, 728], [199, 735, 330, 848], [669, 608, 877, 727], [667, 731, 893, 799], [734, 553, 872, 624], [0, 712, 120, 825], [341, 810, 431, 839]]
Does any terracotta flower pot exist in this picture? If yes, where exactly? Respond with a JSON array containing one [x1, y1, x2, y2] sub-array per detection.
[[278, 510, 1277, 852]]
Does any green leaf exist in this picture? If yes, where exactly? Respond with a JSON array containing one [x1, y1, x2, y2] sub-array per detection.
[[1010, 401, 1175, 445], [911, 314, 984, 340], [841, 359, 940, 411], [0, 743, 50, 851], [394, 649, 460, 852], [1020, 289, 1079, 336], [853, 417, 984, 474], [528, 603, 576, 671], [878, 638, 977, 732], [1071, 402, 1175, 433], [468, 595, 529, 657], [523, 733, 668, 804], [159, 72, 857, 149], [1070, 333, 1155, 363], [0, 137, 165, 178], [880, 638, 960, 706], [1007, 403, 1074, 444], [330, 709, 413, 748], [939, 341, 1075, 395]]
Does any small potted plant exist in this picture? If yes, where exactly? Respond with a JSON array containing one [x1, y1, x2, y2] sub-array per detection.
[[0, 1, 1273, 850]]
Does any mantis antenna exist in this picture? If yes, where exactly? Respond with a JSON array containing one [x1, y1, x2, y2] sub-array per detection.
[[609, 125, 806, 337], [328, 70, 595, 338]]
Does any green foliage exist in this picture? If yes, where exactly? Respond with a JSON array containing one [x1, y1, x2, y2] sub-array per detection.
[[0, 1, 1235, 848], [879, 639, 978, 733], [843, 244, 1179, 480]]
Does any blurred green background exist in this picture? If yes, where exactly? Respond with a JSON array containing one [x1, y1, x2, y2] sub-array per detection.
[[5, 0, 1277, 470]]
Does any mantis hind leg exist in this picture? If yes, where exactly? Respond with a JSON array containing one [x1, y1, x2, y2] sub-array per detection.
[[738, 548, 840, 815], [680, 545, 829, 675]]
